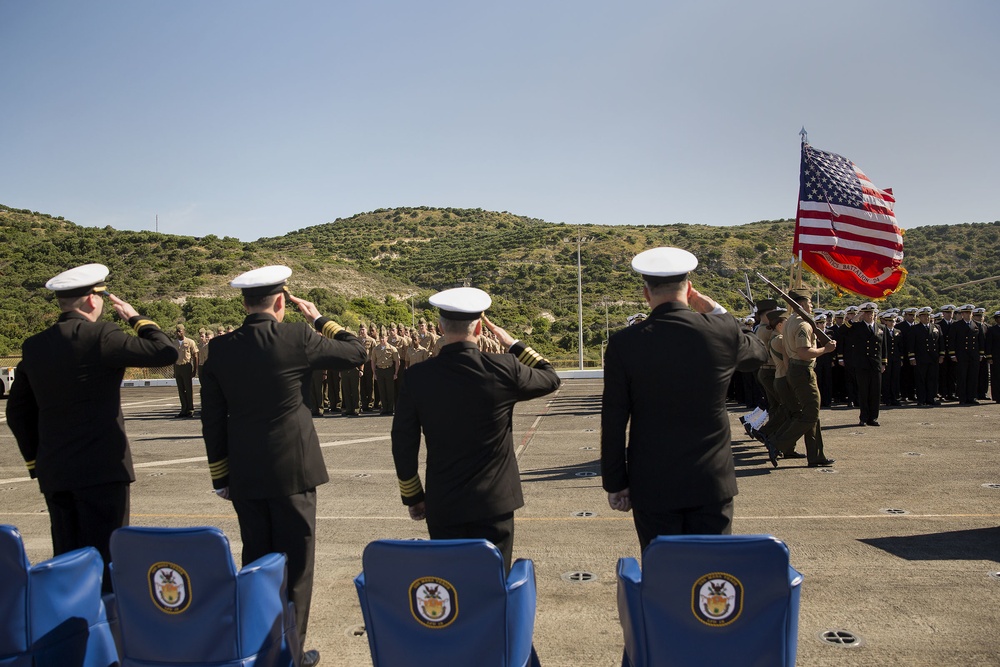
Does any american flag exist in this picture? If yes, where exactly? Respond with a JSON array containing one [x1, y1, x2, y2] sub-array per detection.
[[794, 143, 906, 298]]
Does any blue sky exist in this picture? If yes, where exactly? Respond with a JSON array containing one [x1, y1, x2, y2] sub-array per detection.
[[2, 1, 997, 241]]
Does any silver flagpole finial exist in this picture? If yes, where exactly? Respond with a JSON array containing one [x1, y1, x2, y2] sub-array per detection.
[[799, 127, 808, 144]]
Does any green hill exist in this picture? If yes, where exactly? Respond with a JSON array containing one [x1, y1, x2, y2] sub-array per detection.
[[2, 204, 998, 362]]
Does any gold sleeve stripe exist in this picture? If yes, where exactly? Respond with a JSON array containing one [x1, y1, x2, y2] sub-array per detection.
[[25, 460, 35, 471], [208, 459, 229, 480], [133, 319, 158, 332], [517, 346, 546, 368], [398, 475, 423, 497], [322, 320, 344, 337]]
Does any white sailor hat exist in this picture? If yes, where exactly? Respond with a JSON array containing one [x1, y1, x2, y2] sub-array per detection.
[[902, 307, 918, 315], [845, 305, 859, 313], [231, 265, 293, 297], [631, 247, 698, 285], [958, 303, 975, 312], [429, 287, 491, 320], [859, 302, 878, 312], [45, 263, 110, 297], [916, 306, 933, 315], [940, 304, 956, 312]]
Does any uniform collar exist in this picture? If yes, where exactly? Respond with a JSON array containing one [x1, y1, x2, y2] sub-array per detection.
[[57, 311, 89, 323], [440, 341, 479, 354], [242, 312, 278, 325]]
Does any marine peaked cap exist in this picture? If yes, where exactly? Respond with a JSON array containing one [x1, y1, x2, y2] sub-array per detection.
[[231, 265, 292, 296], [45, 263, 109, 297], [429, 287, 491, 320], [631, 247, 697, 285]]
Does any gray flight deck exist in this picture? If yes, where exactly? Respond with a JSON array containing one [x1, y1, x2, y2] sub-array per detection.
[[2, 380, 998, 666]]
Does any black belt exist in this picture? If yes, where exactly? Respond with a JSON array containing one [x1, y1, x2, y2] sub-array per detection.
[[788, 358, 815, 367]]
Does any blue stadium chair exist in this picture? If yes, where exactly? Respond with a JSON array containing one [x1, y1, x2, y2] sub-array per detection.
[[355, 539, 540, 667], [617, 534, 803, 667], [0, 524, 118, 667], [109, 526, 297, 667]]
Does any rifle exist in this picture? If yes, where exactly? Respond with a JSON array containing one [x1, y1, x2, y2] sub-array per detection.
[[736, 288, 755, 311], [755, 272, 832, 345]]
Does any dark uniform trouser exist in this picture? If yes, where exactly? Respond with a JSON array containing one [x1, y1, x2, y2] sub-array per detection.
[[632, 499, 734, 552], [855, 367, 881, 423], [233, 490, 317, 648], [978, 359, 990, 399], [941, 355, 957, 398], [44, 481, 130, 593], [755, 367, 788, 438], [325, 369, 341, 410], [428, 511, 515, 573], [772, 376, 800, 455], [772, 363, 826, 464], [955, 357, 979, 402], [914, 362, 939, 404], [360, 367, 374, 410], [375, 366, 395, 413], [175, 362, 195, 414], [341, 367, 360, 413]]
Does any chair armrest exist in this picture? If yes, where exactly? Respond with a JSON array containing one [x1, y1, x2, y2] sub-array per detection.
[[237, 553, 288, 657], [30, 547, 106, 635], [616, 557, 644, 667], [506, 559, 537, 667]]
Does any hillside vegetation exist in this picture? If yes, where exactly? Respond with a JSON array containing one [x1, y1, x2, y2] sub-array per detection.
[[2, 204, 998, 362]]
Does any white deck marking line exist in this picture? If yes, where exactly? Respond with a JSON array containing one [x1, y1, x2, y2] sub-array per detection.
[[515, 389, 561, 459]]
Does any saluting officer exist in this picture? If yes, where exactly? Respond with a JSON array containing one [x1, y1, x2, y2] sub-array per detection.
[[601, 248, 768, 548], [6, 263, 177, 592], [391, 288, 560, 571], [199, 265, 366, 667]]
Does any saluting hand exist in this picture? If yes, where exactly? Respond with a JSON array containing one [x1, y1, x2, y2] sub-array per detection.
[[107, 293, 139, 320], [482, 316, 515, 350], [286, 293, 321, 321], [686, 285, 721, 314]]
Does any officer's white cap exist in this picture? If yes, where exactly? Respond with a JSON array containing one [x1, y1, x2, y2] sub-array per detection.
[[845, 305, 859, 313], [45, 263, 109, 297], [940, 304, 956, 312], [973, 307, 985, 314], [880, 310, 895, 319], [429, 287, 491, 321], [958, 304, 975, 312], [814, 312, 827, 321], [231, 265, 292, 297], [917, 306, 933, 315], [834, 310, 845, 317], [631, 247, 698, 285], [859, 302, 878, 312], [626, 313, 647, 326], [902, 307, 918, 314], [993, 311, 1000, 318]]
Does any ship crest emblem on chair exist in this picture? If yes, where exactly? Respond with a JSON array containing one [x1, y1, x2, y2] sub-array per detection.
[[692, 572, 742, 627], [409, 576, 457, 628], [148, 562, 192, 614]]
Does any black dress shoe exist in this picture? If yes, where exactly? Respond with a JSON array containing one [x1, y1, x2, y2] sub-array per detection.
[[762, 436, 779, 468], [858, 421, 867, 427], [302, 649, 321, 667], [866, 420, 880, 427], [781, 451, 807, 459], [808, 458, 836, 467]]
